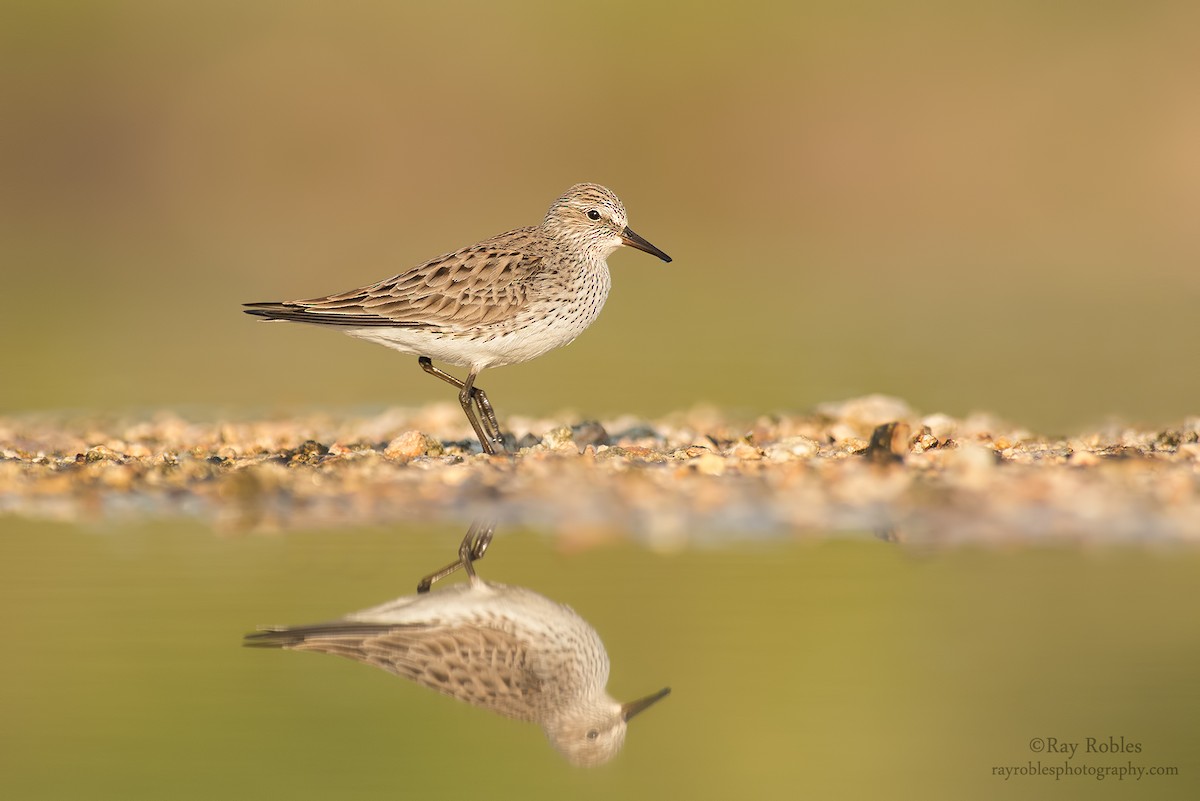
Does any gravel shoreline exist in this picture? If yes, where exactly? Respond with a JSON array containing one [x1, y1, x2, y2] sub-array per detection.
[[2, 396, 1198, 545]]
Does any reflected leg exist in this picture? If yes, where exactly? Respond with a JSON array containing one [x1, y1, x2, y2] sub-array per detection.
[[416, 520, 497, 593]]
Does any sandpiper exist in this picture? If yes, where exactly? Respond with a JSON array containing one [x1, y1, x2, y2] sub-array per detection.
[[245, 523, 670, 766], [244, 183, 672, 454]]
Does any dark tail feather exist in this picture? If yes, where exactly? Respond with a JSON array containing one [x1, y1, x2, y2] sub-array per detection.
[[243, 302, 317, 324], [242, 301, 413, 328], [244, 627, 308, 648], [243, 622, 403, 648]]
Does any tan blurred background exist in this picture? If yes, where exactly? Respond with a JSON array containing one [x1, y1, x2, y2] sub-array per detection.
[[3, 1, 1198, 433]]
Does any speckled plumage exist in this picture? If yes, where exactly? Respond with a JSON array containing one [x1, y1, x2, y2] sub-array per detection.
[[244, 183, 671, 454], [246, 577, 670, 767]]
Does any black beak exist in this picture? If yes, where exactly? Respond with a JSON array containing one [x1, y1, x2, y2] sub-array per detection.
[[620, 687, 671, 722], [621, 226, 672, 263]]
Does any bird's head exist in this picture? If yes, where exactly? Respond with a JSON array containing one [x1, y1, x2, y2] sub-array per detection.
[[543, 686, 670, 767], [542, 183, 671, 264]]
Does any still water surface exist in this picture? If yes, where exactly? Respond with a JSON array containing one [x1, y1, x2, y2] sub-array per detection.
[[2, 518, 1197, 799]]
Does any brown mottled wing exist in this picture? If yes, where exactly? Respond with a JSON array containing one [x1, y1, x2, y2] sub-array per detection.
[[244, 231, 546, 330], [246, 622, 548, 722]]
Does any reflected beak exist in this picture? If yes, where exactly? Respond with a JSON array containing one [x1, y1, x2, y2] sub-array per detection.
[[621, 687, 672, 722], [621, 226, 673, 263]]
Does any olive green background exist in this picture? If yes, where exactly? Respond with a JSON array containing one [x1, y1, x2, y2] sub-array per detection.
[[3, 3, 1199, 799], [3, 1, 1198, 433]]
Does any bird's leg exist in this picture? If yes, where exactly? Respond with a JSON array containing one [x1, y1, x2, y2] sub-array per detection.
[[471, 384, 504, 451], [418, 357, 505, 454], [457, 519, 496, 579], [416, 520, 497, 593], [466, 519, 494, 562], [459, 369, 506, 455]]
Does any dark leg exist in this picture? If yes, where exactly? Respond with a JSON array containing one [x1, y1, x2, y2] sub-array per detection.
[[473, 386, 502, 447], [416, 520, 497, 593], [458, 369, 504, 453], [418, 357, 505, 454]]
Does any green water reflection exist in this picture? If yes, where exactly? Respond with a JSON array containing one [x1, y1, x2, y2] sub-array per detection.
[[2, 518, 1197, 799]]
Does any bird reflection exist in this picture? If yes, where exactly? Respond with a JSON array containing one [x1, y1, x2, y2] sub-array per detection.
[[245, 521, 670, 766]]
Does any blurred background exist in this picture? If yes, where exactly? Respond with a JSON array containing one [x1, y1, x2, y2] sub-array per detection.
[[4, 5, 1200, 798], [3, 0, 1198, 433]]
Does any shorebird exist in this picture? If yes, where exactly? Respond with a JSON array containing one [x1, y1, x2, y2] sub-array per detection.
[[244, 183, 671, 454], [245, 523, 670, 766]]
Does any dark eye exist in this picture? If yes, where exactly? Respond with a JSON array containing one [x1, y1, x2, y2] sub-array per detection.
[[586, 209, 601, 221], [586, 729, 599, 740]]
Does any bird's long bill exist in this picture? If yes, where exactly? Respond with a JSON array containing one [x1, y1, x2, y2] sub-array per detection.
[[621, 687, 672, 722], [621, 226, 673, 263]]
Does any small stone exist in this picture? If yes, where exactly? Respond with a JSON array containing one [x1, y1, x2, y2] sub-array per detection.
[[515, 432, 541, 450], [693, 452, 726, 476], [912, 429, 938, 453], [863, 421, 910, 465], [921, 413, 957, 442], [126, 443, 152, 459], [764, 436, 820, 462], [283, 439, 329, 466], [541, 426, 577, 452], [599, 445, 666, 462], [571, 421, 609, 448], [82, 445, 122, 463], [726, 441, 762, 460], [384, 430, 444, 460]]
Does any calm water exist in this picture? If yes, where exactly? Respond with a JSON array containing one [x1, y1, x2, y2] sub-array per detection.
[[2, 517, 1197, 800]]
